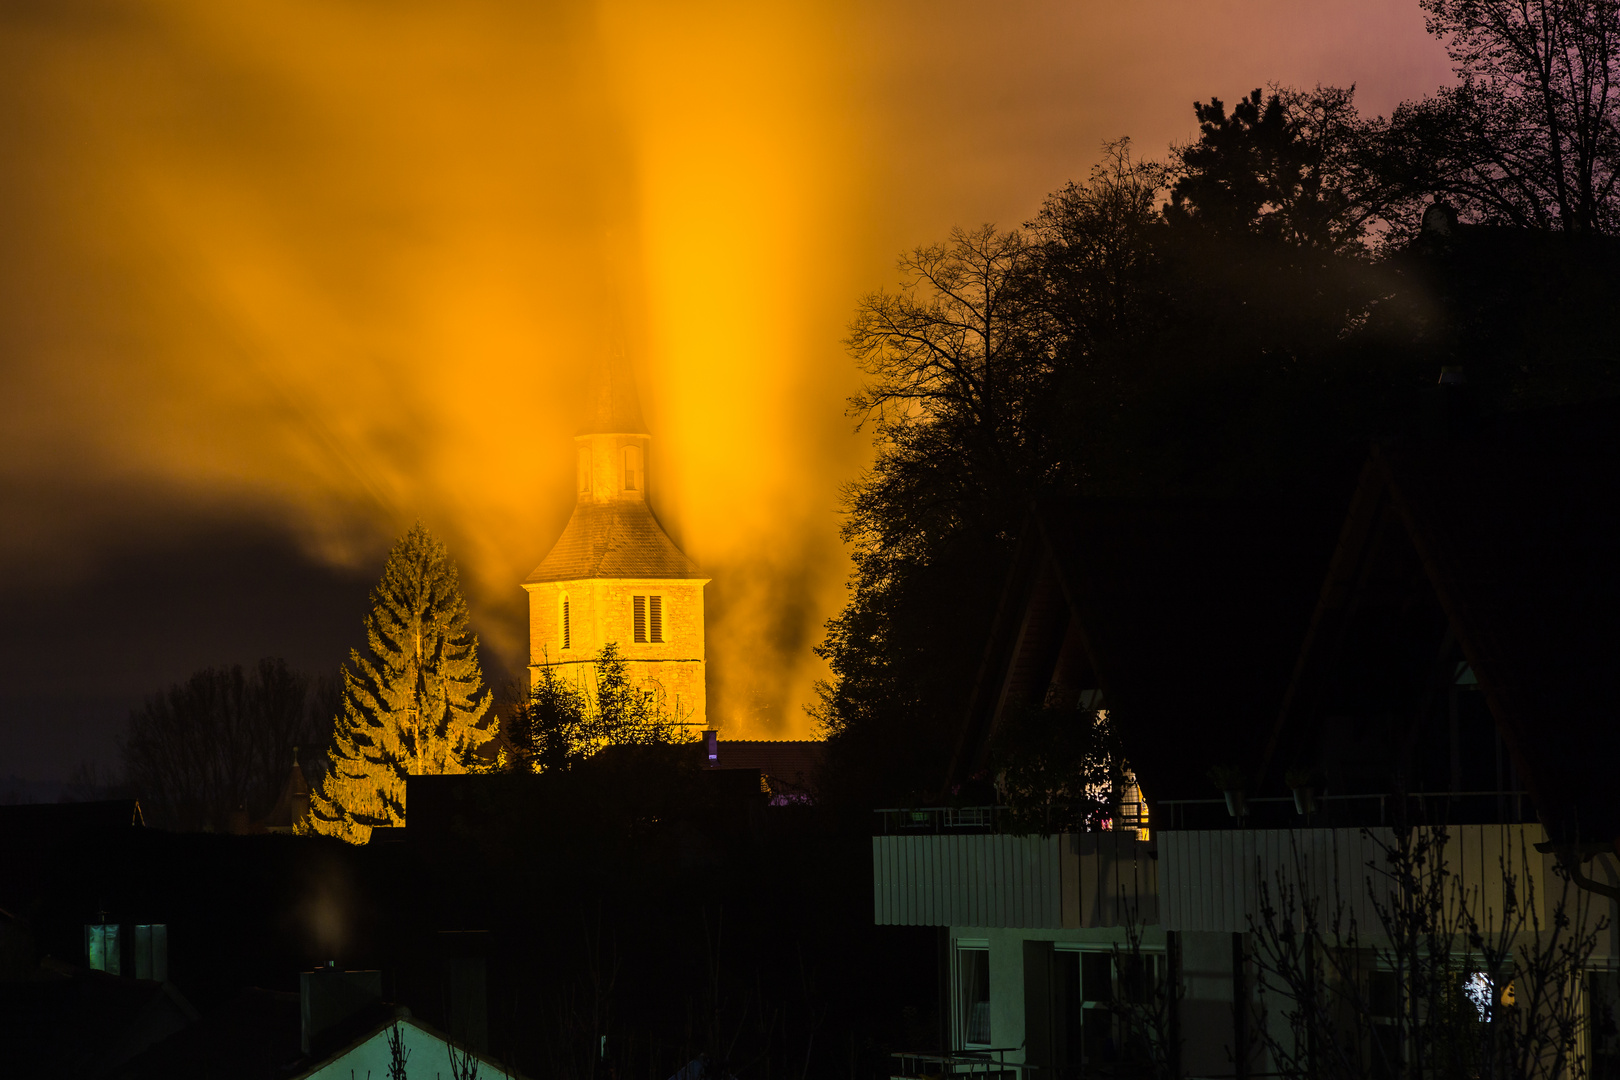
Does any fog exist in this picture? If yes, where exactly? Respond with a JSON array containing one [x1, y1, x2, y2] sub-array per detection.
[[0, 0, 1449, 773]]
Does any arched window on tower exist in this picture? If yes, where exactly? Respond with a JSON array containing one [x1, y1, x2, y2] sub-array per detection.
[[561, 595, 571, 650], [623, 446, 643, 492]]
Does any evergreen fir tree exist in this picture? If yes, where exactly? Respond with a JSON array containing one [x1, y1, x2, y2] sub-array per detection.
[[508, 653, 593, 773], [592, 642, 674, 746], [305, 522, 495, 843]]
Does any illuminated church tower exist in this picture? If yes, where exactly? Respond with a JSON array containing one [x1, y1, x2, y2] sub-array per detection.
[[521, 334, 709, 728]]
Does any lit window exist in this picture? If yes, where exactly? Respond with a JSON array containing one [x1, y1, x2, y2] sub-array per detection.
[[624, 446, 643, 491], [561, 596, 571, 650], [649, 595, 663, 642], [633, 596, 646, 643], [86, 922, 120, 975]]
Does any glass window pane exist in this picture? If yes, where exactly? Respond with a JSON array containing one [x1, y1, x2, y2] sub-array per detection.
[[85, 923, 120, 975], [958, 946, 991, 1046], [1081, 952, 1112, 1002]]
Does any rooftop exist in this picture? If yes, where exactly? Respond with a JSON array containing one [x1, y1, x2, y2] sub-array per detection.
[[523, 500, 705, 584]]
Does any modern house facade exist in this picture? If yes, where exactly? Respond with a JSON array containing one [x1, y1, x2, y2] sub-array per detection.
[[876, 403, 1620, 1078]]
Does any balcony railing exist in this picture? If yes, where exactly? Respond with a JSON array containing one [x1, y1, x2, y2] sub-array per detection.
[[890, 1048, 1036, 1080], [874, 803, 1150, 836], [1156, 790, 1533, 831], [875, 806, 1002, 834]]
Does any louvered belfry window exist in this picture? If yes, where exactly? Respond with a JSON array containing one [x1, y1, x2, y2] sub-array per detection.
[[632, 596, 663, 643], [561, 597, 571, 650]]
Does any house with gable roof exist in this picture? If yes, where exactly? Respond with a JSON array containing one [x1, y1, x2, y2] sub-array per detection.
[[873, 397, 1620, 1079]]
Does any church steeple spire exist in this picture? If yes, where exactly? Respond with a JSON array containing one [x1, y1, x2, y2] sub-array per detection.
[[573, 318, 655, 507], [582, 313, 649, 436], [522, 284, 710, 730]]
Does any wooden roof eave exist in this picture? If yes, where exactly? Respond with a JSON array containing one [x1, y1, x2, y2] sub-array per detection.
[[1257, 453, 1392, 785], [941, 509, 1050, 796], [1030, 506, 1125, 757], [1374, 445, 1557, 835]]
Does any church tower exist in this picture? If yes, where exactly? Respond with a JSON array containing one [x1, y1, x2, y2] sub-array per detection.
[[521, 333, 709, 728]]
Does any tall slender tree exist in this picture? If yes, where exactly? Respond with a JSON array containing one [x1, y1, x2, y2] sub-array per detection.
[[306, 523, 495, 843], [1386, 0, 1620, 232]]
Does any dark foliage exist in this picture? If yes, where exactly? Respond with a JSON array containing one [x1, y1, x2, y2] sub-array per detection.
[[816, 24, 1620, 813], [1384, 0, 1620, 233], [990, 703, 1125, 835], [507, 644, 679, 774], [1168, 86, 1395, 252], [121, 658, 332, 832], [1249, 824, 1605, 1080], [506, 660, 593, 774], [813, 225, 1046, 806]]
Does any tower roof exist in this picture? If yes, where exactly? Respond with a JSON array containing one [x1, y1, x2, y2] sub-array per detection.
[[582, 319, 648, 435], [524, 501, 704, 583]]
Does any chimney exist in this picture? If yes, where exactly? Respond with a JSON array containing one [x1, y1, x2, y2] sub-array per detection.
[[703, 730, 719, 768], [300, 964, 383, 1053]]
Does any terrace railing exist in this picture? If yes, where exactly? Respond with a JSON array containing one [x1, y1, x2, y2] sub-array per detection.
[[890, 1048, 1036, 1080], [1156, 790, 1533, 831], [874, 802, 1150, 836]]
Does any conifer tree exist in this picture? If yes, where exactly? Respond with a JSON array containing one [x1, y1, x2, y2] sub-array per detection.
[[305, 523, 495, 843], [508, 643, 677, 774], [508, 654, 593, 774]]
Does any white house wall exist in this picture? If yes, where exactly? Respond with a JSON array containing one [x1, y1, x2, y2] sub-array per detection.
[[947, 926, 1165, 1064], [875, 835, 1064, 928], [1070, 831, 1159, 927], [1159, 824, 1559, 935], [873, 832, 1157, 929], [297, 1018, 515, 1080]]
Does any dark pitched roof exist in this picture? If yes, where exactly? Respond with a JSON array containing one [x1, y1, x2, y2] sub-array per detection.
[[699, 740, 824, 799], [950, 497, 1344, 803], [524, 501, 705, 583], [116, 986, 302, 1079], [1265, 399, 1620, 839], [0, 971, 198, 1078], [259, 755, 310, 831], [0, 799, 144, 842]]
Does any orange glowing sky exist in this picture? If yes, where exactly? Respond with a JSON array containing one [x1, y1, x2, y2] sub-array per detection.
[[0, 0, 1451, 755]]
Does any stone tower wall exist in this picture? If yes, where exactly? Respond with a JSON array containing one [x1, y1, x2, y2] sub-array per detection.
[[527, 577, 707, 730]]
